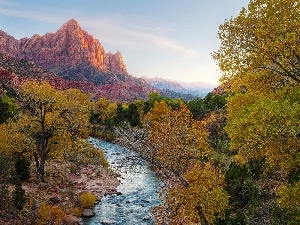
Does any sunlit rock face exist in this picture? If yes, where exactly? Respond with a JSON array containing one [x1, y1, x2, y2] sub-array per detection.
[[0, 19, 127, 74]]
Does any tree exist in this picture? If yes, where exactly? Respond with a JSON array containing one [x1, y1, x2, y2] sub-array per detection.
[[143, 92, 164, 114], [213, 0, 300, 93], [213, 0, 300, 222], [93, 97, 117, 124], [154, 161, 229, 225], [226, 90, 300, 172], [114, 103, 126, 125], [15, 156, 30, 182], [126, 103, 140, 126], [204, 92, 227, 111], [0, 81, 92, 181], [186, 97, 208, 120], [148, 103, 212, 176], [0, 94, 18, 123]]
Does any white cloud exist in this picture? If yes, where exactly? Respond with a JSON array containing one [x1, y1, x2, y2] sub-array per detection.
[[84, 17, 198, 59], [0, 7, 64, 25]]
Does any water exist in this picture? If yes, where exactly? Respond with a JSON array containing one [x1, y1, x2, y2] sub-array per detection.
[[81, 137, 162, 225]]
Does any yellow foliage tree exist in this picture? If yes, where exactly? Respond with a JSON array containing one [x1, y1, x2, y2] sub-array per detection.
[[213, 1, 300, 219], [143, 100, 172, 126], [154, 161, 229, 225], [0, 81, 92, 181], [213, 0, 300, 93], [146, 103, 228, 223], [148, 104, 212, 175], [94, 97, 117, 122], [226, 90, 300, 172]]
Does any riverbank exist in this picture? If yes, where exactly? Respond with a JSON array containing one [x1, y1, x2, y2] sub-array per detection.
[[1, 154, 120, 224], [23, 161, 120, 204]]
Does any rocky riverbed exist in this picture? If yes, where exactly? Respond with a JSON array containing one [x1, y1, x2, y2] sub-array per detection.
[[81, 137, 162, 225]]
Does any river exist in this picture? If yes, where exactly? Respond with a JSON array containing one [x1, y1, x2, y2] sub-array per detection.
[[81, 137, 162, 225]]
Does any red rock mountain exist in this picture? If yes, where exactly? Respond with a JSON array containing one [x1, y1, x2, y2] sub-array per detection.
[[0, 19, 163, 101], [0, 19, 127, 74]]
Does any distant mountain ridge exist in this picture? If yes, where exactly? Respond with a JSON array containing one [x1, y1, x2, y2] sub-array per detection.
[[142, 77, 216, 97]]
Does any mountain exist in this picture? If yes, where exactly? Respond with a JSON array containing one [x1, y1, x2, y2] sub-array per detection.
[[0, 19, 127, 74], [0, 19, 212, 101], [0, 19, 159, 101], [142, 77, 216, 97]]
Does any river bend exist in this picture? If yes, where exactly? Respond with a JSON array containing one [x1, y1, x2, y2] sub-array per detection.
[[82, 137, 162, 225]]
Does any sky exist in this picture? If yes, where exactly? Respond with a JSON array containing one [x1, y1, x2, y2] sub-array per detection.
[[0, 0, 249, 85]]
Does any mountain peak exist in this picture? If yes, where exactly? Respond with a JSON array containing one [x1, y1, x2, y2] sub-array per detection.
[[64, 18, 80, 28], [60, 19, 82, 33]]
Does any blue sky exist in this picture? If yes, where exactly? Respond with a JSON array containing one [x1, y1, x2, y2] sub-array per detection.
[[0, 0, 249, 85]]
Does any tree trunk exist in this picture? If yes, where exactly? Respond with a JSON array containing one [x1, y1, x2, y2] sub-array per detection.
[[33, 152, 44, 182], [33, 135, 48, 182]]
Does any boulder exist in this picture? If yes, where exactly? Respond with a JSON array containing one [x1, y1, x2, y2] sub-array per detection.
[[62, 215, 82, 225], [49, 196, 60, 205], [82, 208, 95, 217]]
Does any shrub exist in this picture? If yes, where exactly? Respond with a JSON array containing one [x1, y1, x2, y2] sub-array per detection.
[[225, 161, 260, 209], [37, 203, 65, 225], [72, 207, 82, 217], [15, 156, 30, 182], [79, 192, 96, 209], [12, 180, 27, 210], [0, 184, 11, 211], [0, 153, 12, 183], [64, 139, 109, 168]]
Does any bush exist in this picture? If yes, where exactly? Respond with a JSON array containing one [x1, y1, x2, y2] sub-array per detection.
[[15, 156, 30, 182], [79, 192, 96, 209], [225, 161, 260, 209], [38, 203, 66, 225], [0, 184, 11, 211], [215, 209, 248, 225], [12, 180, 27, 210]]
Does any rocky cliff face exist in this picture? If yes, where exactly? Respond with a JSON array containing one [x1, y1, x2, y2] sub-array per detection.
[[0, 19, 127, 74], [104, 51, 127, 74]]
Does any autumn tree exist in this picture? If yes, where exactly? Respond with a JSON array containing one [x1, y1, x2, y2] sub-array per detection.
[[92, 97, 117, 124], [148, 103, 212, 178], [154, 161, 229, 225], [226, 90, 300, 172], [213, 0, 300, 93], [0, 81, 92, 181]]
